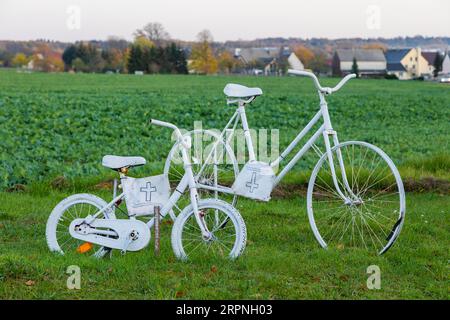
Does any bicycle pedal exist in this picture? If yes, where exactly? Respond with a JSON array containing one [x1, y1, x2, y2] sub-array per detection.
[[76, 242, 93, 254]]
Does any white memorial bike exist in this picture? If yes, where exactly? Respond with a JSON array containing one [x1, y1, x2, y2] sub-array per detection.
[[46, 119, 247, 260], [165, 70, 406, 255]]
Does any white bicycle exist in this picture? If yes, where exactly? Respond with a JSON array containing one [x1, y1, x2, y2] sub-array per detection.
[[165, 70, 406, 255], [46, 119, 247, 260]]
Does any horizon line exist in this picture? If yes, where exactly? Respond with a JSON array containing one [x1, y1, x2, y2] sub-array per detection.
[[1, 34, 450, 44]]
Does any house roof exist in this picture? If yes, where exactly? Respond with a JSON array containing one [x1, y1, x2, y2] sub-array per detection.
[[421, 51, 438, 65], [385, 49, 411, 63], [335, 49, 386, 62], [238, 47, 280, 64], [387, 62, 406, 72]]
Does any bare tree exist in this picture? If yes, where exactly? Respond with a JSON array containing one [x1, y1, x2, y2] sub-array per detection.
[[134, 22, 170, 45], [197, 29, 214, 43]]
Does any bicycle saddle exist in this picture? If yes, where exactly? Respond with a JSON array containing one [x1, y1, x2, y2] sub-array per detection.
[[223, 83, 263, 98], [102, 155, 146, 170]]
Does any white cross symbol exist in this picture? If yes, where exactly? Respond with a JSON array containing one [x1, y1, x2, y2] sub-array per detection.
[[246, 172, 259, 193], [140, 182, 156, 202]]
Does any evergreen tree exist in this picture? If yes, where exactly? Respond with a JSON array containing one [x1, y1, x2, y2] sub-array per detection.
[[433, 53, 443, 78], [127, 45, 141, 74], [167, 43, 188, 74], [351, 57, 359, 77], [62, 45, 77, 70]]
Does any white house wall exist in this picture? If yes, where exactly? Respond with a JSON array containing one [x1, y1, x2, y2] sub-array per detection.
[[288, 53, 304, 71], [441, 54, 450, 74], [340, 61, 386, 71]]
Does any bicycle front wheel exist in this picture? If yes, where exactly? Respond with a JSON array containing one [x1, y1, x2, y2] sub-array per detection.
[[171, 199, 247, 260], [307, 141, 405, 255]]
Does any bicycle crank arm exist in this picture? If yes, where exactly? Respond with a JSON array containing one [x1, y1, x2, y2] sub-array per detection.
[[69, 218, 151, 252]]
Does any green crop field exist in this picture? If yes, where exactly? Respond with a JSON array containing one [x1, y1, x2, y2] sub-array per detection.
[[0, 69, 449, 299], [0, 68, 449, 189]]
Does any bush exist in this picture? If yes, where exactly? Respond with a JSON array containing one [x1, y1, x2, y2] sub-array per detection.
[[384, 74, 398, 80]]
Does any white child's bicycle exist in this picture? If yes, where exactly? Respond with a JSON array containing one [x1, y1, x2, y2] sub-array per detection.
[[46, 119, 247, 260], [165, 70, 406, 255]]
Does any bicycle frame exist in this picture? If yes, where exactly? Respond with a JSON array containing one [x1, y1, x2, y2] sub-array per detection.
[[196, 88, 357, 203], [84, 121, 213, 239]]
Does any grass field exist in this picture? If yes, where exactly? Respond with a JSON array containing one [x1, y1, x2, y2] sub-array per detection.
[[0, 69, 449, 299], [0, 190, 448, 299]]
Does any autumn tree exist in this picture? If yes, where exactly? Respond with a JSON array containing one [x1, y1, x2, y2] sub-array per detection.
[[33, 44, 64, 72], [190, 30, 218, 74], [102, 48, 125, 72], [293, 45, 315, 68], [12, 53, 29, 67], [309, 49, 329, 74], [218, 50, 238, 74]]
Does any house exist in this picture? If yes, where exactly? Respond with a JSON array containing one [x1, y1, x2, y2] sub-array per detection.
[[235, 47, 304, 75], [440, 52, 450, 75], [287, 52, 304, 71], [386, 48, 431, 80], [332, 49, 386, 77], [421, 51, 438, 76]]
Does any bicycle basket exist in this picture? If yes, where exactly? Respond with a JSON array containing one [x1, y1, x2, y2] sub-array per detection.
[[121, 174, 170, 216], [232, 161, 275, 201]]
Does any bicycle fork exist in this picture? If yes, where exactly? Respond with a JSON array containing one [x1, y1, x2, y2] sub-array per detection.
[[179, 145, 213, 240], [320, 94, 359, 204]]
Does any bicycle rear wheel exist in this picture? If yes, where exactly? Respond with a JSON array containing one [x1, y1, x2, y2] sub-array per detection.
[[307, 141, 405, 255]]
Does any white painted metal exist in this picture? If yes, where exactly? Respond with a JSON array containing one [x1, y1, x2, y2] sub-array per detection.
[[45, 193, 116, 256], [171, 199, 247, 260], [232, 161, 275, 201], [102, 155, 146, 169], [46, 118, 247, 260], [168, 70, 405, 254], [121, 174, 170, 216], [224, 83, 263, 98], [306, 141, 406, 254], [69, 218, 151, 252], [238, 104, 257, 162]]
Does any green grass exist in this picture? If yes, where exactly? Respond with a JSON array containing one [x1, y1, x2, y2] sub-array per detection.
[[0, 69, 449, 189], [0, 190, 448, 299]]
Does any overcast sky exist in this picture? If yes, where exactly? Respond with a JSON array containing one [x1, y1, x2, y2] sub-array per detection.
[[0, 0, 449, 42]]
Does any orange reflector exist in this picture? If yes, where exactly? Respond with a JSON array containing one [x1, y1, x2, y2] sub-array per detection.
[[76, 242, 93, 253]]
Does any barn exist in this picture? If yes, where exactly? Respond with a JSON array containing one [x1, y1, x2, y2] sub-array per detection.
[[332, 49, 386, 77]]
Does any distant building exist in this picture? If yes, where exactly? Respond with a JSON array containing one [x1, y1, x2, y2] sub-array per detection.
[[235, 47, 304, 75], [386, 48, 433, 80], [421, 51, 438, 75], [332, 49, 386, 76], [26, 53, 43, 70], [440, 52, 450, 75]]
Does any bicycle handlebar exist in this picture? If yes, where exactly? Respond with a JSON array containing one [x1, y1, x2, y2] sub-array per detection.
[[150, 119, 191, 149], [287, 69, 356, 94]]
